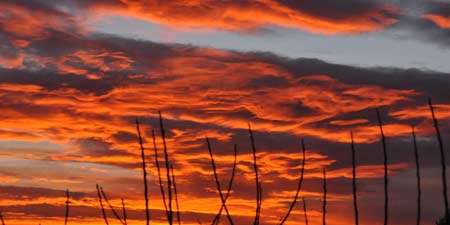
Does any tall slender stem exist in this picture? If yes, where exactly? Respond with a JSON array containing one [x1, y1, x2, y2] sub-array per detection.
[[121, 198, 128, 225], [206, 138, 234, 225], [159, 111, 173, 225], [279, 139, 307, 225], [212, 144, 238, 225], [65, 189, 70, 225], [429, 98, 449, 221], [152, 129, 170, 220], [248, 124, 262, 225], [136, 119, 150, 225], [171, 165, 182, 225], [302, 197, 309, 225], [412, 126, 421, 225], [100, 187, 125, 225], [376, 108, 389, 225], [96, 184, 109, 225], [350, 132, 359, 225]]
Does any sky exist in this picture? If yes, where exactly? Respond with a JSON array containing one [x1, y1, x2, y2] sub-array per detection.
[[1, 0, 450, 225]]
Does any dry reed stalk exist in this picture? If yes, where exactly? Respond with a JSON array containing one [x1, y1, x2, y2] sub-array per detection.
[[279, 139, 307, 225], [429, 97, 449, 221], [65, 189, 69, 225], [136, 119, 150, 225], [96, 184, 109, 225], [152, 129, 170, 220], [212, 144, 238, 225], [171, 165, 181, 225], [376, 108, 389, 225], [351, 132, 359, 225], [121, 198, 127, 225], [100, 187, 125, 225], [248, 124, 262, 225], [159, 111, 173, 225], [302, 197, 309, 225], [412, 126, 421, 225], [206, 137, 235, 225]]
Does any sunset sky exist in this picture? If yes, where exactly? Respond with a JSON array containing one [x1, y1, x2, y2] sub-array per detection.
[[1, 1, 450, 225]]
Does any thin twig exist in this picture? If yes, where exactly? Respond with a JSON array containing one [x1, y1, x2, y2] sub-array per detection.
[[0, 211, 6, 225], [171, 165, 182, 225], [96, 184, 109, 225], [136, 119, 150, 225], [248, 124, 262, 225], [376, 108, 389, 225], [100, 187, 125, 225], [65, 189, 70, 225], [159, 111, 173, 225], [322, 168, 327, 225], [350, 132, 359, 225], [212, 144, 238, 225], [429, 97, 449, 221], [412, 126, 421, 225], [279, 139, 307, 225], [206, 137, 235, 225], [121, 198, 128, 225], [152, 129, 170, 220], [302, 197, 309, 225]]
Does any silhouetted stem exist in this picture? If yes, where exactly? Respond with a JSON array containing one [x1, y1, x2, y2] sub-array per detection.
[[279, 139, 307, 225], [171, 165, 181, 225], [206, 137, 235, 225], [412, 126, 421, 225], [136, 119, 150, 225], [159, 111, 173, 225], [248, 124, 262, 225], [100, 187, 125, 225], [350, 132, 359, 225], [65, 189, 69, 225], [322, 168, 327, 225], [302, 197, 309, 225], [96, 184, 109, 225], [212, 144, 238, 225], [121, 198, 127, 225], [429, 97, 449, 221], [0, 211, 6, 225], [376, 108, 389, 225], [152, 129, 170, 220]]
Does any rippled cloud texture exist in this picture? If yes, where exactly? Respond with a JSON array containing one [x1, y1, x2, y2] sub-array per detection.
[[1, 1, 450, 225]]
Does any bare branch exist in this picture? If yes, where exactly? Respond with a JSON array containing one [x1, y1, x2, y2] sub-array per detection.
[[206, 137, 234, 225], [171, 165, 182, 225], [152, 129, 170, 220], [100, 187, 125, 225], [351, 131, 359, 225], [136, 118, 150, 225], [96, 184, 109, 225], [279, 139, 307, 225], [248, 124, 262, 225], [159, 111, 173, 225], [376, 108, 389, 225], [65, 189, 69, 225]]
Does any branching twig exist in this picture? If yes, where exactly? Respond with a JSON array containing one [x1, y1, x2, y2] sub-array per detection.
[[100, 187, 125, 225], [248, 124, 262, 225], [412, 126, 421, 225], [376, 108, 389, 225], [206, 137, 235, 225], [121, 198, 128, 225], [429, 97, 449, 221], [279, 139, 307, 225], [171, 165, 182, 225], [96, 184, 109, 225], [136, 119, 150, 225], [159, 111, 173, 225], [212, 144, 238, 225], [351, 132, 359, 225]]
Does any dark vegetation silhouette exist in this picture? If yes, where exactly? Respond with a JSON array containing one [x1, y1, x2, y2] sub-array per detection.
[[1, 98, 449, 224]]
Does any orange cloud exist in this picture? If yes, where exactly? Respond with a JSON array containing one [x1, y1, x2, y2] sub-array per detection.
[[87, 0, 398, 34], [423, 14, 450, 29]]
